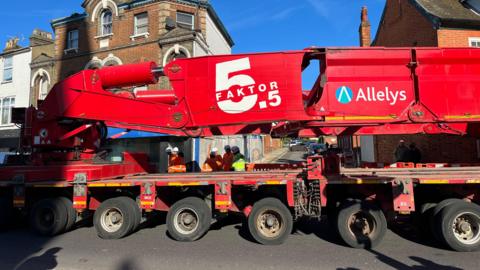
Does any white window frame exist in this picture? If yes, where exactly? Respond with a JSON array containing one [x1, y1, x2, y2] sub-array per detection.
[[132, 12, 149, 38], [101, 10, 113, 36], [176, 11, 194, 30], [469, 37, 480, 48], [66, 29, 79, 53], [0, 97, 15, 126], [2, 56, 13, 83]]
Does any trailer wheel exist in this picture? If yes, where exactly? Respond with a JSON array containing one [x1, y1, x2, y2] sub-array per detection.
[[94, 197, 137, 239], [430, 198, 464, 242], [438, 201, 480, 252], [166, 197, 211, 242], [336, 200, 387, 249], [0, 196, 13, 228], [29, 198, 68, 236], [247, 198, 293, 245], [58, 197, 77, 232]]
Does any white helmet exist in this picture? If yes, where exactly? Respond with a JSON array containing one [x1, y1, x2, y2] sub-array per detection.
[[172, 147, 179, 153], [166, 146, 172, 153], [211, 147, 218, 153]]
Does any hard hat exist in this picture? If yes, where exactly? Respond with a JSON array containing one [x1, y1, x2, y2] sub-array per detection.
[[172, 147, 179, 153], [166, 146, 172, 153], [211, 147, 218, 153]]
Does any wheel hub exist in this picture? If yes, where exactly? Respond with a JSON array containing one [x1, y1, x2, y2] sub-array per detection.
[[349, 212, 375, 238], [257, 210, 283, 238], [100, 208, 124, 233], [174, 208, 199, 235], [452, 212, 480, 245]]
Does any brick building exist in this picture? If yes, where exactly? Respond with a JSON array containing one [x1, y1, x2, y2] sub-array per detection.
[[30, 29, 56, 107], [357, 0, 480, 164], [51, 0, 233, 82]]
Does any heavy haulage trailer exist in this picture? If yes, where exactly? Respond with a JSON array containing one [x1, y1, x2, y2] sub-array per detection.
[[1, 47, 480, 251]]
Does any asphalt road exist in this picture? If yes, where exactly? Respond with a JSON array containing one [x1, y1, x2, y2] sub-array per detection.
[[0, 151, 478, 270]]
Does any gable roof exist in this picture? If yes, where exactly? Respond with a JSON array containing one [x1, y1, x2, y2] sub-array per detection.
[[411, 0, 480, 28]]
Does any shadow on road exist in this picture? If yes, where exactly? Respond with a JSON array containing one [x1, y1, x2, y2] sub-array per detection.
[[0, 225, 58, 270], [388, 221, 442, 250], [367, 249, 463, 270], [15, 247, 62, 270]]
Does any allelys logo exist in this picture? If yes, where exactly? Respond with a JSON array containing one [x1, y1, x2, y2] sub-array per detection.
[[335, 86, 407, 106], [216, 58, 282, 114]]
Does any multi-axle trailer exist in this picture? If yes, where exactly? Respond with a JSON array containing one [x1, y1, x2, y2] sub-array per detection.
[[1, 47, 480, 252]]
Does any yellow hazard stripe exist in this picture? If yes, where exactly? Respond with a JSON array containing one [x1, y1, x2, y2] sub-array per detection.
[[466, 180, 480, 184], [215, 201, 231, 206], [419, 180, 450, 184], [88, 183, 132, 187], [265, 180, 282, 185], [338, 179, 385, 184], [32, 184, 67, 188], [168, 182, 201, 186], [73, 201, 87, 205], [140, 201, 155, 206], [445, 115, 480, 120], [326, 115, 397, 121]]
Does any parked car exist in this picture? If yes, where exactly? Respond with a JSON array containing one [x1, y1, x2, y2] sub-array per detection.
[[305, 143, 327, 157]]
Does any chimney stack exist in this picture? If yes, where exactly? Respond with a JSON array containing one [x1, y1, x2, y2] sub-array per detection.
[[359, 6, 371, 47]]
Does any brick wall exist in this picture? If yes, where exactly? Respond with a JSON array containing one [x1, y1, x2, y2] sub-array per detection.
[[375, 134, 479, 164], [374, 0, 437, 47], [368, 0, 480, 164], [53, 0, 207, 81], [438, 29, 480, 47]]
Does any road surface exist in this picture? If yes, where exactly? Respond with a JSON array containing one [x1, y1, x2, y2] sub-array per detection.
[[0, 150, 477, 270]]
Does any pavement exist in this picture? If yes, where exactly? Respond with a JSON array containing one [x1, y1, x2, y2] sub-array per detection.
[[0, 151, 478, 270]]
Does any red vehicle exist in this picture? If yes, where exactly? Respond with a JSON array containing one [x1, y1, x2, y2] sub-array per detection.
[[1, 47, 480, 251]]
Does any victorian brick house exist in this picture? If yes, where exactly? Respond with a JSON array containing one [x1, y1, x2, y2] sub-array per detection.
[[51, 0, 233, 82], [49, 0, 238, 172], [356, 0, 480, 164]]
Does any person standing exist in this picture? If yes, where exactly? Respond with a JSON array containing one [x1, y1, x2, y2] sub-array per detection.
[[222, 145, 234, 171], [231, 146, 246, 172], [202, 147, 223, 172], [168, 147, 186, 173], [409, 143, 422, 164], [394, 140, 409, 162]]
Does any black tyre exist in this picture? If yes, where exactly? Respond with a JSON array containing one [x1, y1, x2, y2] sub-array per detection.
[[0, 196, 13, 229], [247, 198, 293, 245], [131, 198, 142, 233], [29, 198, 68, 236], [430, 198, 464, 242], [58, 197, 77, 232], [166, 197, 211, 242], [415, 202, 436, 236], [93, 197, 137, 239], [336, 200, 387, 249], [438, 201, 480, 252]]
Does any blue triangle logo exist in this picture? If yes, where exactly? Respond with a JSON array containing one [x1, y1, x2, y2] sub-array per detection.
[[336, 86, 353, 104]]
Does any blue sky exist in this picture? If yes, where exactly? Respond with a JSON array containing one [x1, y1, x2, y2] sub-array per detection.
[[0, 0, 386, 53]]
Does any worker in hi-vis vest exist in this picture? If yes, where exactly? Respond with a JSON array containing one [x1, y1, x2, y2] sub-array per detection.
[[231, 146, 246, 172], [168, 147, 186, 173]]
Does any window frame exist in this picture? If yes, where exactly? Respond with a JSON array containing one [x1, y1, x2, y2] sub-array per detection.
[[134, 12, 149, 36], [469, 37, 480, 48], [101, 9, 113, 36], [67, 29, 79, 50], [2, 56, 13, 83], [0, 96, 15, 126], [176, 11, 195, 30]]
